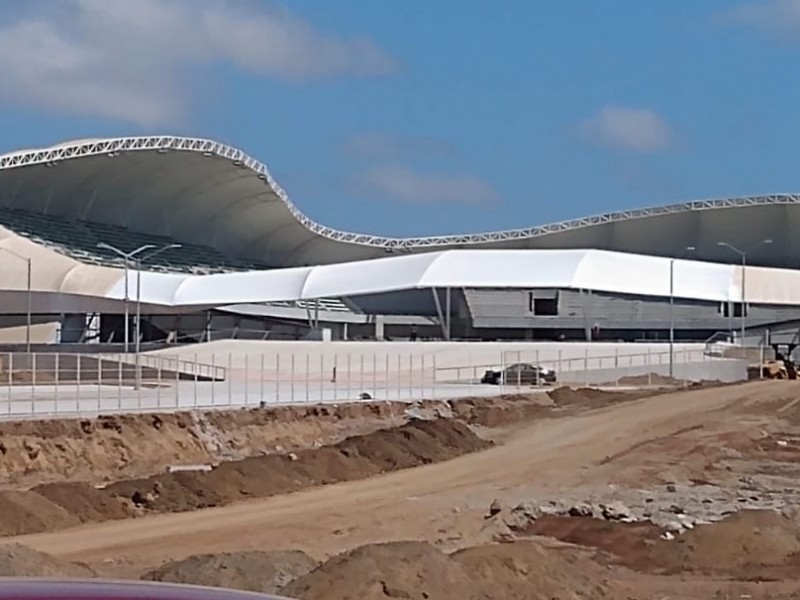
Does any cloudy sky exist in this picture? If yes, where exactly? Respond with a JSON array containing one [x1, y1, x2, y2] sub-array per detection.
[[0, 0, 797, 236]]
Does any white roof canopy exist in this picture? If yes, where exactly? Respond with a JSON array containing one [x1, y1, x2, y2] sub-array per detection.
[[1, 136, 799, 268], [99, 248, 800, 309]]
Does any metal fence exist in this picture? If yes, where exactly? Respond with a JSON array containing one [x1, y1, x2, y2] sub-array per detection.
[[0, 347, 747, 419], [437, 347, 747, 386]]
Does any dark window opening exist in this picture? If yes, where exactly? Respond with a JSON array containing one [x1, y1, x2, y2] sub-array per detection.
[[533, 296, 559, 316], [721, 302, 747, 318]]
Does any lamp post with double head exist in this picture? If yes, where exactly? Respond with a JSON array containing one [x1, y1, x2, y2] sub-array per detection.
[[98, 242, 182, 388], [717, 239, 773, 345], [134, 243, 182, 360], [0, 248, 32, 355], [96, 243, 156, 352]]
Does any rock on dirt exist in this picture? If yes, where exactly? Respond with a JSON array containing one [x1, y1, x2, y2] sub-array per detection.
[[281, 540, 618, 600], [143, 550, 317, 595], [0, 544, 95, 578]]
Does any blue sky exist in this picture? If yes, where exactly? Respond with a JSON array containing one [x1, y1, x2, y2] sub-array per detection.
[[0, 0, 799, 237]]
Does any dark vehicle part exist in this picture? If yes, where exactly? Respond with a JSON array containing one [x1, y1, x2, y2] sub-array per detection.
[[0, 578, 293, 599], [480, 362, 556, 385]]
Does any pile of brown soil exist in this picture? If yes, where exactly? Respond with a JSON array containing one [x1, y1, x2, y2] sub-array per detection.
[[0, 418, 490, 537], [0, 390, 656, 491], [33, 482, 130, 522], [637, 510, 800, 576], [547, 387, 648, 410], [617, 373, 683, 386], [521, 514, 663, 561], [527, 510, 800, 580], [450, 388, 654, 428], [0, 544, 95, 578], [449, 395, 551, 427], [282, 540, 618, 600], [0, 401, 434, 487], [105, 419, 490, 515], [0, 490, 79, 536], [143, 550, 317, 595]]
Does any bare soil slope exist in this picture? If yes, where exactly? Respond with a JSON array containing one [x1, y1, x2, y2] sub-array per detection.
[[0, 418, 489, 537], [6, 381, 762, 570], [0, 402, 432, 487], [144, 550, 318, 595], [282, 540, 618, 600], [0, 544, 94, 578]]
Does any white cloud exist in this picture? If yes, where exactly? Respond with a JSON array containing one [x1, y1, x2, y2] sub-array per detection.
[[351, 164, 501, 206], [578, 106, 675, 153], [341, 132, 457, 160], [0, 0, 396, 126], [728, 0, 800, 37]]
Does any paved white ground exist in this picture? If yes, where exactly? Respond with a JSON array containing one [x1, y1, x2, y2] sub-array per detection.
[[0, 381, 521, 419]]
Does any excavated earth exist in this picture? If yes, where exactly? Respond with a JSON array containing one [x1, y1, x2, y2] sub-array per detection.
[[6, 382, 800, 599]]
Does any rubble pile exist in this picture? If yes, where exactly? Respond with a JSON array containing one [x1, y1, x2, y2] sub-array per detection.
[[488, 480, 800, 539]]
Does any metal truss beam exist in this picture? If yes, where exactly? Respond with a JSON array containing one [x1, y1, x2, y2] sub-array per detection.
[[2, 136, 799, 251]]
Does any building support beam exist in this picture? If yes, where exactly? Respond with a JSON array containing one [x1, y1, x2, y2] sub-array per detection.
[[432, 288, 451, 341]]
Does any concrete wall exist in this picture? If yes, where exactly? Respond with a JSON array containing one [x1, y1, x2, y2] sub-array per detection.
[[465, 288, 800, 335]]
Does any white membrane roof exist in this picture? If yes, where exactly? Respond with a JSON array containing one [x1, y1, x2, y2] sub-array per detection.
[[1, 136, 799, 268]]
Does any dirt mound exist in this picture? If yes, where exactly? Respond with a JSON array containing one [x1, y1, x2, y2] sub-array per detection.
[[282, 540, 618, 600], [0, 401, 431, 488], [617, 373, 683, 386], [104, 419, 489, 515], [451, 541, 617, 599], [521, 515, 663, 560], [0, 419, 489, 536], [33, 482, 130, 523], [449, 395, 551, 427], [0, 490, 79, 536], [547, 387, 646, 409], [143, 550, 317, 594], [638, 510, 800, 576], [527, 511, 800, 579], [0, 544, 95, 578]]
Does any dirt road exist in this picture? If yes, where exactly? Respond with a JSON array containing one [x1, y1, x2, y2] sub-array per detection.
[[6, 381, 781, 573]]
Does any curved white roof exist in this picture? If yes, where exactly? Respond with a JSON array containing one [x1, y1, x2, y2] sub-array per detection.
[[0, 136, 798, 267], [0, 236, 798, 314], [103, 249, 799, 309]]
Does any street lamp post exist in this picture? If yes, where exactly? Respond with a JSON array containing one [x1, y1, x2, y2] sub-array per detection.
[[669, 258, 674, 378], [717, 239, 772, 346], [0, 249, 32, 355], [98, 242, 181, 388], [134, 244, 181, 387], [668, 246, 696, 378], [97, 243, 156, 353]]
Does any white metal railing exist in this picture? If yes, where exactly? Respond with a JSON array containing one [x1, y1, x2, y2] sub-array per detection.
[[104, 353, 226, 381]]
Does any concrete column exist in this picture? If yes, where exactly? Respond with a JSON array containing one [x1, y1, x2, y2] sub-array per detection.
[[375, 315, 385, 341]]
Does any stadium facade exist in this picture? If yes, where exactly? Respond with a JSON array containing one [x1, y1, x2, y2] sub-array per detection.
[[0, 135, 799, 345]]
